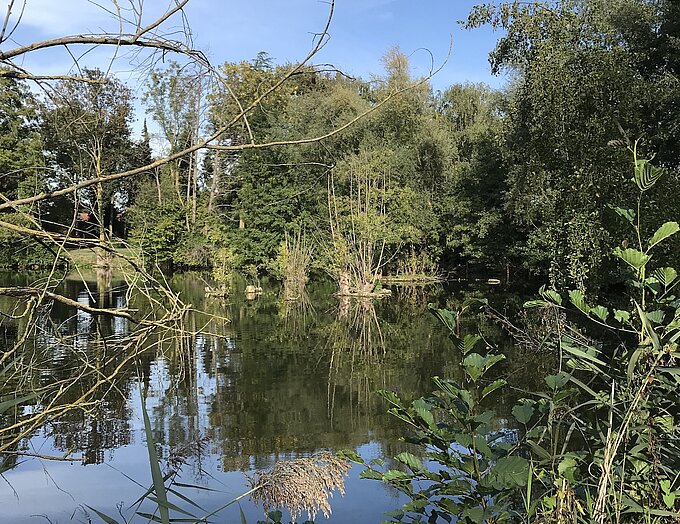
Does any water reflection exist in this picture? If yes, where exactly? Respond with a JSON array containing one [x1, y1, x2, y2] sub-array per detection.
[[0, 273, 549, 523]]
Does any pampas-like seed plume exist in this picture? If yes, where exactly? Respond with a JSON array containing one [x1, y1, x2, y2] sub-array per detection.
[[248, 452, 351, 522]]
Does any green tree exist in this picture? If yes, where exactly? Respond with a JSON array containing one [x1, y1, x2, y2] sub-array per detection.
[[466, 0, 680, 290], [0, 76, 52, 267], [41, 68, 135, 264]]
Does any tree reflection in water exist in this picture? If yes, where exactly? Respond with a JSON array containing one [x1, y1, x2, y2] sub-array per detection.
[[0, 273, 553, 523]]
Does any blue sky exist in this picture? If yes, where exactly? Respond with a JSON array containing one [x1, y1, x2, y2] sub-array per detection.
[[3, 0, 507, 134], [184, 0, 507, 90]]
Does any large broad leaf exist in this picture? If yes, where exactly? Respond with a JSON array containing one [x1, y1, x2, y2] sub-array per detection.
[[488, 456, 530, 488], [634, 159, 665, 192], [463, 353, 486, 381], [512, 402, 535, 424], [427, 305, 458, 338], [569, 290, 590, 314], [653, 267, 678, 288], [459, 334, 481, 355], [395, 452, 425, 474], [545, 372, 570, 390], [613, 247, 650, 271], [481, 379, 507, 400], [382, 470, 412, 482], [649, 222, 680, 250], [412, 398, 435, 427], [338, 449, 364, 464], [590, 305, 609, 323], [615, 309, 632, 324], [558, 456, 579, 484], [539, 287, 562, 305]]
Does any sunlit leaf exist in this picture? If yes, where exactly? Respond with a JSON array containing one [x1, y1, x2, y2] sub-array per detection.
[[649, 222, 680, 250], [654, 267, 678, 288], [590, 305, 609, 322], [614, 310, 631, 324], [569, 290, 590, 314], [634, 158, 665, 192], [613, 247, 650, 271], [395, 452, 424, 474]]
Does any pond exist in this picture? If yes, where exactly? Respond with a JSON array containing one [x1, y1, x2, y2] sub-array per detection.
[[0, 272, 548, 523]]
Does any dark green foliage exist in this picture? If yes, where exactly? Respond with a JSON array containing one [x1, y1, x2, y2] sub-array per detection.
[[466, 0, 680, 290]]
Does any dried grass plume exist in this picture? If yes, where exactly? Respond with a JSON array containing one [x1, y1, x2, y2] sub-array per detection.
[[248, 452, 351, 522]]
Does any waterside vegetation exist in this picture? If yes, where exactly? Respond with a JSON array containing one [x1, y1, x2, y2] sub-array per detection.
[[1, 0, 680, 523]]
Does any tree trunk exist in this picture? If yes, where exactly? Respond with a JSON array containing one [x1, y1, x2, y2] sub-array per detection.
[[208, 151, 220, 213], [96, 182, 108, 269]]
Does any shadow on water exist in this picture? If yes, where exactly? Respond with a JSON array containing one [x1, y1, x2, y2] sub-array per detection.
[[0, 272, 553, 523]]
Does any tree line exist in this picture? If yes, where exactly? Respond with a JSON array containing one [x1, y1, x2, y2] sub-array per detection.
[[1, 0, 679, 294]]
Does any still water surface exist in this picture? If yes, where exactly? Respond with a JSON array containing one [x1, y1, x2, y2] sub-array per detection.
[[0, 273, 540, 523]]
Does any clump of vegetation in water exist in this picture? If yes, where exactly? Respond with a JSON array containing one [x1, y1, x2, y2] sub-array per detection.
[[271, 231, 314, 301]]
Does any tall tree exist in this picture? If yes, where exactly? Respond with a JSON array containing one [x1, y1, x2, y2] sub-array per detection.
[[42, 68, 135, 264], [466, 0, 680, 290]]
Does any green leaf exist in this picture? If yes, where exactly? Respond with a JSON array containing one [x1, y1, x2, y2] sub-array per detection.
[[649, 222, 680, 250], [647, 310, 666, 324], [141, 392, 170, 524], [360, 469, 383, 480], [636, 302, 661, 351], [614, 310, 631, 324], [412, 398, 435, 427], [489, 456, 530, 488], [568, 290, 590, 314], [545, 372, 570, 390], [239, 505, 247, 524], [481, 379, 507, 399], [379, 390, 403, 408], [634, 158, 665, 192], [663, 493, 676, 509], [527, 440, 552, 461], [524, 299, 550, 308], [512, 402, 535, 424], [540, 287, 562, 305], [613, 247, 650, 271], [428, 305, 458, 336], [654, 267, 678, 288], [627, 347, 645, 383], [395, 452, 424, 474], [558, 456, 578, 484], [459, 334, 481, 354], [463, 353, 486, 381], [461, 508, 486, 522], [590, 305, 609, 322], [383, 470, 411, 482], [610, 206, 635, 224], [338, 449, 364, 464], [562, 340, 607, 368]]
